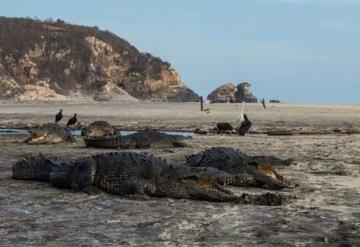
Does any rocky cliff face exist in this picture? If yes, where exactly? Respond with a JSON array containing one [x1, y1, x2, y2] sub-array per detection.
[[0, 17, 199, 102], [207, 82, 258, 103]]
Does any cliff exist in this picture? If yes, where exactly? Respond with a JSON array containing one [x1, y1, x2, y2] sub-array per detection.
[[0, 17, 199, 102]]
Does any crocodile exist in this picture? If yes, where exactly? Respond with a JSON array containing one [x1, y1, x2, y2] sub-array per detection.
[[25, 123, 76, 144], [12, 152, 286, 206], [83, 131, 189, 149], [81, 121, 116, 137], [185, 147, 296, 189], [216, 122, 234, 134]]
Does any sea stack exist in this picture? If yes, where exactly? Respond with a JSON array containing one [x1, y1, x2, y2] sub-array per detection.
[[234, 82, 258, 103], [206, 83, 236, 103], [207, 82, 258, 103]]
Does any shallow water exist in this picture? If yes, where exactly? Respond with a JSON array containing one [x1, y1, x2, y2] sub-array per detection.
[[0, 128, 197, 137], [0, 128, 28, 135]]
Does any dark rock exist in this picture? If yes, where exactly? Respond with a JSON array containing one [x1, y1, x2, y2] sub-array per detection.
[[207, 83, 236, 103], [216, 122, 234, 133], [234, 82, 258, 103]]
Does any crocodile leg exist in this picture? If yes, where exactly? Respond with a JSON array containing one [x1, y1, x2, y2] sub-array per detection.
[[108, 178, 155, 196], [70, 158, 98, 191]]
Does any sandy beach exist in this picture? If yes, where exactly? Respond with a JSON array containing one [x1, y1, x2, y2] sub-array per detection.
[[1, 101, 360, 130], [1, 102, 359, 246]]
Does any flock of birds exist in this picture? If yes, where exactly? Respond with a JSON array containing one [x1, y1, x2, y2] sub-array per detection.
[[56, 99, 264, 131], [55, 109, 77, 127]]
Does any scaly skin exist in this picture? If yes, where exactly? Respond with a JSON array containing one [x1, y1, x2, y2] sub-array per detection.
[[185, 147, 296, 189], [12, 152, 285, 206], [81, 121, 116, 137], [26, 123, 76, 144], [84, 131, 188, 149]]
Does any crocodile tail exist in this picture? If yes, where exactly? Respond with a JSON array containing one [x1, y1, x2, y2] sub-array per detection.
[[12, 154, 53, 181], [69, 158, 97, 190]]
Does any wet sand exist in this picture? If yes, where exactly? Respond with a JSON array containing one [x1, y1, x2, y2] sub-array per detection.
[[0, 102, 360, 246]]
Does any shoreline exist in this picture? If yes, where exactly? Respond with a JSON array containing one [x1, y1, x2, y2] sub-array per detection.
[[1, 101, 360, 134]]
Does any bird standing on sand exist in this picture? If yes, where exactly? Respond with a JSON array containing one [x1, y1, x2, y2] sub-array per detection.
[[238, 114, 252, 136], [55, 109, 63, 123], [67, 114, 77, 127], [261, 99, 266, 109]]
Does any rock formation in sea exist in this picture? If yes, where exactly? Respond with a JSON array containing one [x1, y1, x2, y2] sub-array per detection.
[[207, 82, 258, 103], [0, 17, 199, 102], [206, 83, 236, 103], [234, 82, 258, 103]]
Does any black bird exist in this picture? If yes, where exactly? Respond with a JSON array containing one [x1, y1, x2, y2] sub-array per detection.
[[238, 114, 252, 136], [55, 109, 63, 123], [67, 114, 77, 127]]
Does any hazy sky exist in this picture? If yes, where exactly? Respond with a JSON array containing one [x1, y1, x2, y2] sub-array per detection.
[[2, 0, 359, 103]]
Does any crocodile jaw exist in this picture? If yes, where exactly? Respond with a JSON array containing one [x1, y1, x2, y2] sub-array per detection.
[[246, 163, 296, 189], [27, 131, 48, 144], [174, 178, 238, 202], [163, 178, 285, 205], [28, 131, 63, 144]]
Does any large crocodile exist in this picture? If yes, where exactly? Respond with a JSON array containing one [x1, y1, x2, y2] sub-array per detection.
[[12, 152, 286, 206], [84, 131, 189, 149], [81, 121, 116, 137], [185, 147, 296, 189], [25, 123, 76, 144]]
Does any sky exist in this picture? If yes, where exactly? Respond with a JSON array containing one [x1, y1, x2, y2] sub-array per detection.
[[1, 0, 359, 103]]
